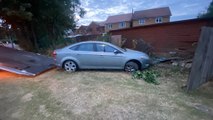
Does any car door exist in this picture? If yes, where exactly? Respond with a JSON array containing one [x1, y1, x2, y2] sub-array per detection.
[[74, 43, 99, 68], [95, 43, 125, 69]]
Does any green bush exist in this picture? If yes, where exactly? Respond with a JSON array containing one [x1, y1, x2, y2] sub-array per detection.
[[132, 70, 160, 85]]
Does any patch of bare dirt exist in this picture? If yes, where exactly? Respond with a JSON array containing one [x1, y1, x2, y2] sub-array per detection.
[[0, 67, 213, 120], [21, 93, 33, 103]]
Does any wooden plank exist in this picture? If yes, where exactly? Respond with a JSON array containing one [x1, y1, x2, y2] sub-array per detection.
[[111, 35, 122, 47], [200, 28, 213, 84], [187, 27, 209, 90], [187, 27, 213, 90], [205, 28, 213, 81]]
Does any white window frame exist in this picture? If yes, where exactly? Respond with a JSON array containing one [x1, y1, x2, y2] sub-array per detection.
[[119, 22, 126, 28], [139, 19, 145, 25], [155, 17, 163, 23], [107, 24, 112, 29]]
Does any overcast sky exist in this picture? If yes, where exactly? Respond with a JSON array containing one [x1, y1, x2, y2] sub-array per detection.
[[77, 0, 212, 25]]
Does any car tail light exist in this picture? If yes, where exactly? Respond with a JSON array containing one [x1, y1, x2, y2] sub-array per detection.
[[52, 50, 57, 59]]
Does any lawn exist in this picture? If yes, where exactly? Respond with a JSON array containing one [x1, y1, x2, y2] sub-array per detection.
[[0, 64, 212, 120]]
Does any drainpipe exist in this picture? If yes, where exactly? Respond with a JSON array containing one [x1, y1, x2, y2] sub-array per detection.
[[131, 8, 134, 28]]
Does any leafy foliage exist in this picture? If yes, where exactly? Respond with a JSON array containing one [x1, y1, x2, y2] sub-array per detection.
[[198, 0, 213, 18], [132, 70, 160, 85], [96, 33, 111, 42], [0, 0, 85, 51]]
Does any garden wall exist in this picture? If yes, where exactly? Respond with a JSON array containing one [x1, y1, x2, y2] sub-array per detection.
[[110, 18, 213, 56]]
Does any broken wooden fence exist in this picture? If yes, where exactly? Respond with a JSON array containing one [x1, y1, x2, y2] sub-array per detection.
[[187, 27, 213, 91]]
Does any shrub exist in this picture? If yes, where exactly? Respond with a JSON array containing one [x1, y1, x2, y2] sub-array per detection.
[[132, 39, 153, 55]]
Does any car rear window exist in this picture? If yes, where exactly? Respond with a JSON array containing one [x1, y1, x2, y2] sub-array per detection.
[[77, 43, 94, 51], [70, 45, 78, 50]]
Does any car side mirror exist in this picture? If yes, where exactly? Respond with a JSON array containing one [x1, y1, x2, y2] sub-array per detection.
[[114, 50, 121, 54]]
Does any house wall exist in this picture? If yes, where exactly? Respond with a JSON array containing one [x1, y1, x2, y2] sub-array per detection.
[[110, 19, 213, 55], [133, 16, 170, 27], [87, 25, 105, 35], [75, 35, 101, 42], [76, 24, 105, 35], [76, 28, 87, 35], [105, 21, 131, 32]]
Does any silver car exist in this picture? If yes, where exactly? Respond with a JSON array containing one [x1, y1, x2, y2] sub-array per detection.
[[53, 41, 150, 72]]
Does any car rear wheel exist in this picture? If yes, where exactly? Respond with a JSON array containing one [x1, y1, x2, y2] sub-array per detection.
[[63, 60, 77, 72], [124, 61, 139, 72]]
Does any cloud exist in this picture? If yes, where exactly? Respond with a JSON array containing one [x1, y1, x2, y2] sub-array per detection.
[[183, 3, 199, 8], [78, 0, 131, 25], [78, 0, 212, 26]]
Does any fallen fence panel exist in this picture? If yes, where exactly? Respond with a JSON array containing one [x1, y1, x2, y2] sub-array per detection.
[[0, 46, 55, 76]]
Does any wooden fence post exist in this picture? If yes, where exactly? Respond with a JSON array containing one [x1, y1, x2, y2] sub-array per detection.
[[187, 27, 213, 91]]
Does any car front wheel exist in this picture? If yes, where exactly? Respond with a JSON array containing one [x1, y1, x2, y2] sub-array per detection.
[[124, 61, 139, 72], [63, 60, 78, 72]]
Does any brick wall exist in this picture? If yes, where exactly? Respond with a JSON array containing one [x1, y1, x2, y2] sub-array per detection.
[[110, 18, 213, 55]]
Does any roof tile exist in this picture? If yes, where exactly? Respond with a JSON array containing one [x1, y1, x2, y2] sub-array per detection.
[[105, 13, 133, 24], [133, 7, 171, 20]]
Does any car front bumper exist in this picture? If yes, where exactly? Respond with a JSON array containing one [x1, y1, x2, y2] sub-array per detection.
[[141, 59, 151, 69]]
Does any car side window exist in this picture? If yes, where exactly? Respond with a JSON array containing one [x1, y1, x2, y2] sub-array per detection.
[[95, 43, 117, 52], [96, 44, 105, 52], [77, 43, 94, 51], [104, 45, 117, 52]]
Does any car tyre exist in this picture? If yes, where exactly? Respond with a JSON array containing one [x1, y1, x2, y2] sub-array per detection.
[[124, 61, 139, 72], [63, 60, 78, 72]]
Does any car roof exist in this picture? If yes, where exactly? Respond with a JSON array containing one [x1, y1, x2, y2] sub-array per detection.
[[71, 41, 117, 47], [76, 41, 110, 44], [64, 41, 124, 52]]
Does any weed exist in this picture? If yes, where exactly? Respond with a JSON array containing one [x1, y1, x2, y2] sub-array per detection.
[[171, 66, 181, 73], [132, 69, 160, 85]]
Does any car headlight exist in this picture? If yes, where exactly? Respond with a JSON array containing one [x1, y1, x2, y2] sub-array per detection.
[[141, 55, 150, 60]]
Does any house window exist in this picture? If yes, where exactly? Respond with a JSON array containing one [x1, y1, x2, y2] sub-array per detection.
[[107, 24, 112, 29], [119, 22, 126, 28], [139, 19, 145, 25], [155, 17, 163, 23]]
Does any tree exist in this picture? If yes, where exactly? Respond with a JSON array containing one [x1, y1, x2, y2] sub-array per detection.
[[0, 0, 85, 51], [198, 0, 213, 18]]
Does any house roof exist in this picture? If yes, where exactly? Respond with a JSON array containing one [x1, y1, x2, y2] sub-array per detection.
[[105, 13, 132, 24], [78, 25, 88, 30], [96, 21, 106, 26], [89, 21, 105, 27], [133, 7, 172, 20]]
